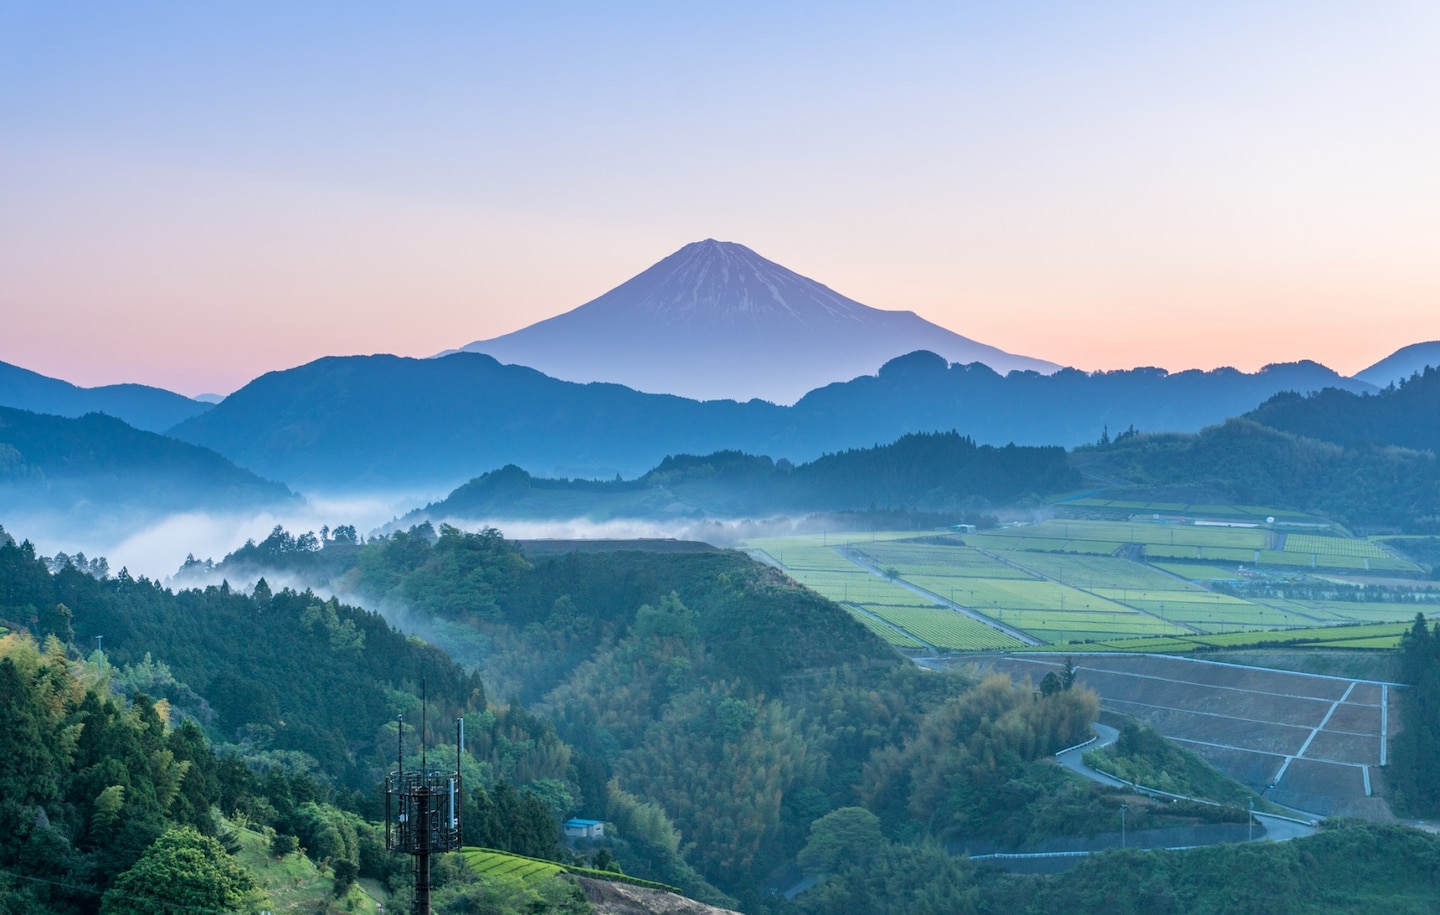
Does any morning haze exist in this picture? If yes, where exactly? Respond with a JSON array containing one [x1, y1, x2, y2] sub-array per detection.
[[2, 4, 1439, 915]]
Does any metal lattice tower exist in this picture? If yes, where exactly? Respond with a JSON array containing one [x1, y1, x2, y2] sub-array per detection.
[[385, 682, 463, 915]]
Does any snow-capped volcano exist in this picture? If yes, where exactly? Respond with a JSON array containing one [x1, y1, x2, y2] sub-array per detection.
[[450, 239, 1058, 403]]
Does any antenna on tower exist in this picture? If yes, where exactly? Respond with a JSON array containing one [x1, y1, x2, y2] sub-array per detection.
[[385, 678, 463, 915]]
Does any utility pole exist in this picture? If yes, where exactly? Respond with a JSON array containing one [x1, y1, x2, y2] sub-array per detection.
[[1120, 803, 1129, 848], [1248, 797, 1254, 842]]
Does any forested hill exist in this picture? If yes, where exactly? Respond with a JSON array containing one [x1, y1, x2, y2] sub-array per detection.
[[0, 406, 298, 529], [0, 358, 211, 433], [0, 536, 484, 791], [1073, 418, 1440, 530], [165, 350, 1371, 490], [195, 524, 1104, 905], [0, 534, 501, 913], [417, 432, 1077, 523], [1246, 365, 1440, 454]]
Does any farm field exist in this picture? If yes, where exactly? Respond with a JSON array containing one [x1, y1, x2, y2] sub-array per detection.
[[991, 551, 1185, 590], [971, 654, 1395, 819], [1146, 560, 1251, 581], [972, 520, 1270, 551], [1278, 535, 1420, 572], [743, 541, 1022, 650], [1055, 498, 1327, 525], [460, 848, 564, 883], [1023, 621, 1416, 654], [749, 523, 1438, 650], [1285, 534, 1390, 559], [1253, 599, 1437, 626], [876, 536, 1324, 640], [861, 606, 1025, 650], [852, 541, 1035, 579]]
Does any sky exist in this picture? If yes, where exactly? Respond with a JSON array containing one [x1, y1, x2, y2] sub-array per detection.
[[2, 1, 1438, 397]]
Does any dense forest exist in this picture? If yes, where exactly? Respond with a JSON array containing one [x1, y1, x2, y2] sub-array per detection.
[[419, 431, 1076, 523], [1389, 613, 1440, 814], [1247, 365, 1440, 455], [1074, 418, 1440, 530]]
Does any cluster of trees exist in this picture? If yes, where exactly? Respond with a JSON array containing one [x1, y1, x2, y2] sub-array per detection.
[[789, 819, 1440, 914], [0, 631, 295, 912], [422, 432, 1078, 523], [1077, 418, 1440, 530], [1389, 614, 1440, 813], [1247, 365, 1440, 455]]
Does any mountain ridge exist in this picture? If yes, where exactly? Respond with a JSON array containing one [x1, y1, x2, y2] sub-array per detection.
[[1355, 341, 1440, 388], [0, 359, 212, 433], [0, 405, 298, 540], [167, 350, 1374, 493]]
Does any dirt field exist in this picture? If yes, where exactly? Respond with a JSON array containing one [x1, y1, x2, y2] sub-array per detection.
[[970, 653, 1398, 820]]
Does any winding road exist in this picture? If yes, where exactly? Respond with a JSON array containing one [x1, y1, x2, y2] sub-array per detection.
[[1051, 723, 1318, 846]]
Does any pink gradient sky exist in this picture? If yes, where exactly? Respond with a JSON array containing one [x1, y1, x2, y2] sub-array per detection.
[[2, 2, 1437, 397]]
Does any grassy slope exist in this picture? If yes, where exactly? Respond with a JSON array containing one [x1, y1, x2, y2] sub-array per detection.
[[232, 823, 385, 914]]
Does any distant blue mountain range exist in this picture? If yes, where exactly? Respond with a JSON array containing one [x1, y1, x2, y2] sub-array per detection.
[[165, 349, 1376, 492], [0, 360, 211, 433]]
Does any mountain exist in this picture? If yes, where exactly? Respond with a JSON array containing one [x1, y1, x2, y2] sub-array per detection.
[[168, 351, 1376, 493], [448, 239, 1060, 403], [1354, 341, 1440, 388], [412, 432, 1076, 523], [0, 406, 297, 536], [778, 351, 1375, 458], [0, 358, 212, 432], [167, 352, 784, 491]]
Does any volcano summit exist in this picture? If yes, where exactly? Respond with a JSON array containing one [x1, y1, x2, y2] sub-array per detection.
[[450, 239, 1058, 403]]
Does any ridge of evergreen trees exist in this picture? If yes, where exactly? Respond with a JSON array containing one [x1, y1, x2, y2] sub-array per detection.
[[1389, 613, 1440, 814], [1246, 364, 1440, 455], [1076, 418, 1440, 529], [421, 431, 1078, 522]]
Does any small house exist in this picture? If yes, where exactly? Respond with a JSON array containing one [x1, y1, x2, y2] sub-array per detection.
[[563, 818, 605, 840]]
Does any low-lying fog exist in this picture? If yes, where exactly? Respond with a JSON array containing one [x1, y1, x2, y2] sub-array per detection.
[[9, 492, 431, 580], [8, 494, 855, 583]]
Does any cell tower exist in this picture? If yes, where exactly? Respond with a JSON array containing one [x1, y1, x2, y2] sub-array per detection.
[[385, 682, 464, 915]]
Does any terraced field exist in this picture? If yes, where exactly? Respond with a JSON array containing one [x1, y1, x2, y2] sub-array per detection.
[[461, 849, 565, 883], [973, 654, 1397, 819], [1273, 534, 1419, 572], [1286, 535, 1390, 559]]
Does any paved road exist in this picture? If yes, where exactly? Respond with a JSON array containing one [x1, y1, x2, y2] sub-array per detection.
[[1055, 724, 1319, 845]]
